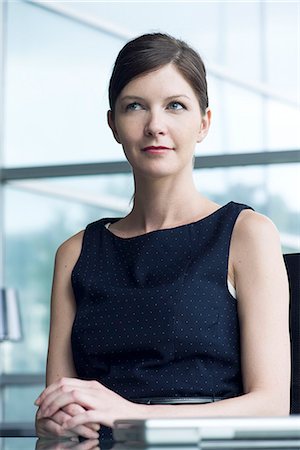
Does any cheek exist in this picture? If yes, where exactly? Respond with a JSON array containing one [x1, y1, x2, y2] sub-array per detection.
[[119, 133, 139, 149], [175, 115, 201, 137], [180, 123, 201, 145], [116, 121, 143, 146]]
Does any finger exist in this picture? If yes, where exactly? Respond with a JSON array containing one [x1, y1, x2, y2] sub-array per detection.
[[37, 417, 77, 438], [38, 389, 81, 418], [40, 407, 99, 439], [37, 379, 99, 410], [51, 408, 71, 424], [38, 405, 100, 439], [37, 416, 99, 441], [86, 423, 100, 432], [38, 390, 96, 419], [35, 378, 85, 405], [50, 416, 99, 440], [47, 407, 99, 438], [78, 422, 100, 432], [63, 411, 103, 430], [63, 403, 86, 415], [69, 426, 99, 440], [63, 405, 100, 432]]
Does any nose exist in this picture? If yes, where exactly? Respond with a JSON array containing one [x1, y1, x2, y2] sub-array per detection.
[[144, 110, 167, 137]]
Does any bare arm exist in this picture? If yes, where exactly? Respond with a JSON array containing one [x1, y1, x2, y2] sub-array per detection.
[[46, 232, 83, 385], [36, 231, 100, 438], [233, 210, 290, 413], [36, 211, 291, 428], [144, 210, 291, 417]]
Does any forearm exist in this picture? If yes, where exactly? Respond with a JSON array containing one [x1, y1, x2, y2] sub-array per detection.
[[35, 378, 290, 430], [137, 392, 290, 419]]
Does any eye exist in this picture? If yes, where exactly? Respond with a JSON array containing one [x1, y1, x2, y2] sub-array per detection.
[[125, 102, 143, 111], [168, 101, 185, 111]]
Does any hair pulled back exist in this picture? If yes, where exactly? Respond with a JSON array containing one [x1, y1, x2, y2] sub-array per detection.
[[108, 32, 209, 118]]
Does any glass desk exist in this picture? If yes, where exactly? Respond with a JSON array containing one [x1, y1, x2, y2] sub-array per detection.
[[1, 437, 300, 450]]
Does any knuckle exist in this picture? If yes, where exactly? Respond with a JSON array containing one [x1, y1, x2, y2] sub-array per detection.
[[50, 422, 63, 437], [68, 404, 77, 415], [62, 404, 71, 415], [70, 389, 78, 401], [60, 384, 69, 393], [86, 410, 95, 420], [59, 377, 68, 386], [54, 410, 64, 421]]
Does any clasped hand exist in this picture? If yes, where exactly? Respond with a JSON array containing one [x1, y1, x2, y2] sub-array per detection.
[[35, 377, 144, 439]]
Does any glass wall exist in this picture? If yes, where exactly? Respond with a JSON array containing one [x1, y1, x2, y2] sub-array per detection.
[[4, 1, 123, 167], [0, 0, 299, 422]]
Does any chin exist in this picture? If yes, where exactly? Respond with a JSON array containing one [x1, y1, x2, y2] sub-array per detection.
[[134, 163, 183, 179]]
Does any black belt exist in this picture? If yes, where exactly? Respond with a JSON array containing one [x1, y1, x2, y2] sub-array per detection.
[[131, 396, 224, 405]]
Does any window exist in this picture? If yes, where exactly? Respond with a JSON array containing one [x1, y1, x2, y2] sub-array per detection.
[[0, 0, 299, 423]]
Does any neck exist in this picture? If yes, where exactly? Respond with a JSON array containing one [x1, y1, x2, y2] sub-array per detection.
[[127, 170, 207, 233]]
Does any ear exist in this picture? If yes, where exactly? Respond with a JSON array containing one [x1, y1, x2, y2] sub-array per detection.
[[107, 110, 121, 144], [197, 108, 211, 143]]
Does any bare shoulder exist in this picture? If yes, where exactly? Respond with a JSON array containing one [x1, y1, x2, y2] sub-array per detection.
[[232, 208, 281, 251], [229, 208, 285, 285], [54, 230, 85, 274], [230, 209, 287, 295]]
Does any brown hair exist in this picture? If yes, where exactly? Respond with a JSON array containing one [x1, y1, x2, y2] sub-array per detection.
[[108, 32, 209, 118]]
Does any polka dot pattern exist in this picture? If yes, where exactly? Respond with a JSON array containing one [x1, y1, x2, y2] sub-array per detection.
[[71, 201, 252, 400]]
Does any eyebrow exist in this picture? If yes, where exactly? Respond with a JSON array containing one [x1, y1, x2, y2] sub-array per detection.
[[119, 94, 192, 102]]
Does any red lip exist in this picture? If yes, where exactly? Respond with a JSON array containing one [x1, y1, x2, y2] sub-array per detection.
[[142, 146, 174, 151]]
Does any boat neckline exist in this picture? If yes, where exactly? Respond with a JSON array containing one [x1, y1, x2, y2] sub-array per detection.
[[102, 201, 234, 241]]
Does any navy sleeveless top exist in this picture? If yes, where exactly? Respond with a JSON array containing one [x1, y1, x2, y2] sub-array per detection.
[[71, 201, 252, 401]]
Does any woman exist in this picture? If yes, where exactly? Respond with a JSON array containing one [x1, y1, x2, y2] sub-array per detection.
[[35, 33, 290, 440]]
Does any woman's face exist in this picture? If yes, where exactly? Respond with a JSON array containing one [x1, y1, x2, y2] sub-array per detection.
[[108, 63, 211, 179]]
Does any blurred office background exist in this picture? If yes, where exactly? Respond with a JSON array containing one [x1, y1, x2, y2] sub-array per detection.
[[0, 0, 299, 423]]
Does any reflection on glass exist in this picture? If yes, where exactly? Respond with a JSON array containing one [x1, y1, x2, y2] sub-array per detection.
[[36, 438, 100, 450]]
